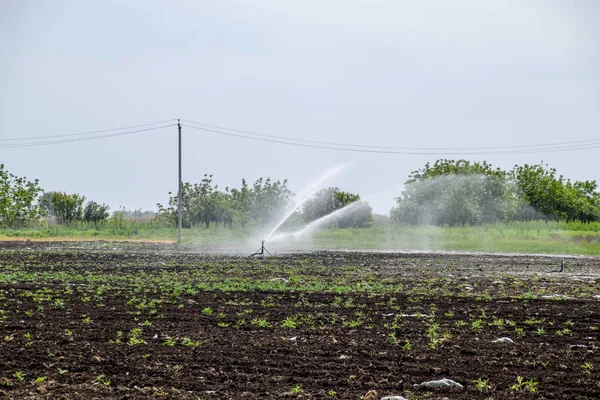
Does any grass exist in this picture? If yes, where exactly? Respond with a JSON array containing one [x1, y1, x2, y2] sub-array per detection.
[[306, 221, 600, 255], [1, 219, 599, 255]]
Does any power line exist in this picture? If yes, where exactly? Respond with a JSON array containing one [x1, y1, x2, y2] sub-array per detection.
[[182, 118, 600, 151], [4, 117, 598, 155], [182, 123, 600, 155], [0, 124, 177, 149], [0, 119, 178, 142]]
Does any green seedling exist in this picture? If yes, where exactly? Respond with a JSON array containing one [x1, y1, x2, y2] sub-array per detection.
[[473, 378, 491, 392]]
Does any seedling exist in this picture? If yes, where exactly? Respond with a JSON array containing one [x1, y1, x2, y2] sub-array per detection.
[[290, 383, 304, 395], [471, 319, 483, 330], [96, 374, 111, 386], [581, 362, 593, 375], [386, 332, 398, 344], [473, 378, 491, 392], [250, 318, 271, 327], [180, 337, 202, 347], [281, 316, 298, 329], [510, 376, 539, 393]]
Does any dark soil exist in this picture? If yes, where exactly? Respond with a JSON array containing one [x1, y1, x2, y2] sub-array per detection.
[[0, 241, 599, 399]]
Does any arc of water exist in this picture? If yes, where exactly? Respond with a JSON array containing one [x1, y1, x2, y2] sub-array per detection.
[[264, 163, 350, 241], [293, 201, 363, 238]]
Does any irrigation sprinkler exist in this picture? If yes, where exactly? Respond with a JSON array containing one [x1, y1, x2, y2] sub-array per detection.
[[552, 258, 572, 273], [250, 240, 271, 257]]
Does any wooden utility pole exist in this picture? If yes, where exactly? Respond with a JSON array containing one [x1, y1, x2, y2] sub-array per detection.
[[178, 120, 182, 244]]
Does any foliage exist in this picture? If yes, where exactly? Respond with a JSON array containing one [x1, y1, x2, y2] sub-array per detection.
[[511, 163, 600, 222], [302, 187, 372, 228], [391, 159, 600, 226], [0, 164, 45, 227], [157, 174, 293, 229], [48, 192, 86, 224], [83, 201, 110, 224]]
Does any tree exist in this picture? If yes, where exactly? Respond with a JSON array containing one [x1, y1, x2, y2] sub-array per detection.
[[83, 201, 110, 224], [391, 159, 524, 226], [156, 175, 292, 229], [248, 177, 293, 227], [49, 192, 86, 224], [511, 163, 600, 222], [301, 187, 372, 228], [0, 164, 45, 227], [391, 159, 600, 225]]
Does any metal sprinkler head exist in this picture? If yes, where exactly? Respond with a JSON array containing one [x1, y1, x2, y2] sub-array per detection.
[[250, 239, 271, 257]]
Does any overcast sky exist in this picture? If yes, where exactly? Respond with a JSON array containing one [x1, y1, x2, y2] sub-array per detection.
[[1, 0, 598, 215]]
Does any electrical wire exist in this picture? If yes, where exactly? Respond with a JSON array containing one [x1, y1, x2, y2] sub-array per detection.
[[182, 118, 600, 151], [182, 123, 600, 156], [0, 124, 177, 149], [4, 117, 598, 155], [0, 119, 178, 142]]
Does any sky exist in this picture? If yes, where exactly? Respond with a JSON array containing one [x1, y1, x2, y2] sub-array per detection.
[[1, 0, 599, 215]]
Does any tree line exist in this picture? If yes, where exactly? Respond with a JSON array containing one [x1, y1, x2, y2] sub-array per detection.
[[0, 164, 372, 229], [2, 160, 597, 230], [391, 159, 600, 226], [155, 175, 372, 229]]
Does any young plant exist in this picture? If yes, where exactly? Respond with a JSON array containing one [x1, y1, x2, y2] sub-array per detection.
[[290, 383, 304, 395], [581, 362, 594, 375], [96, 374, 111, 386], [180, 337, 202, 347], [386, 332, 398, 344], [12, 371, 24, 381], [471, 319, 483, 330], [473, 378, 491, 392], [250, 318, 271, 328], [281, 316, 298, 329]]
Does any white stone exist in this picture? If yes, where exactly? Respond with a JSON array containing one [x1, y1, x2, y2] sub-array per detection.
[[493, 337, 514, 344], [418, 378, 463, 389], [381, 396, 408, 400]]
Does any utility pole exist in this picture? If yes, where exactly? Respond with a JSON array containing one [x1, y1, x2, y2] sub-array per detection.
[[177, 119, 182, 244]]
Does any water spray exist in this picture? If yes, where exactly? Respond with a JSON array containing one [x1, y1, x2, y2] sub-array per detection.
[[263, 163, 351, 242]]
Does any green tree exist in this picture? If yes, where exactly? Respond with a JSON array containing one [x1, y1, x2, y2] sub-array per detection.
[[83, 201, 110, 224], [511, 163, 599, 222], [49, 192, 85, 224], [391, 159, 524, 226], [302, 187, 372, 228], [391, 159, 600, 225], [157, 175, 291, 228], [0, 164, 45, 227], [157, 175, 230, 228], [248, 177, 293, 227]]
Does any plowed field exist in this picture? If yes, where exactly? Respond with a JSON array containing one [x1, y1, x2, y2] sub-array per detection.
[[1, 241, 599, 399]]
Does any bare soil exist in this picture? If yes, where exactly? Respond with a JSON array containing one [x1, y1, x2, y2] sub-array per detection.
[[0, 241, 599, 399]]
